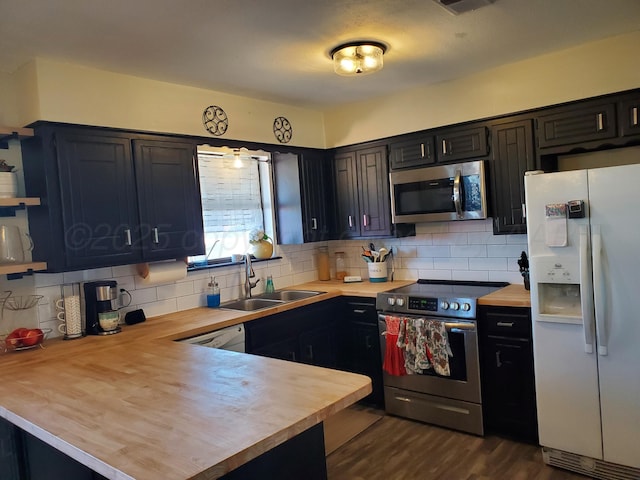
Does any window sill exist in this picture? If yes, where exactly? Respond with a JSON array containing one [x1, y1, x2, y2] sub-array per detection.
[[187, 256, 282, 273]]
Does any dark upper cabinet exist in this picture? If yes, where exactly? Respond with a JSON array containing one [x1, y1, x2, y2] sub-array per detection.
[[22, 123, 205, 271], [274, 149, 332, 244], [133, 139, 204, 261], [333, 145, 391, 239], [436, 126, 488, 162], [536, 99, 617, 149], [619, 94, 640, 138], [357, 146, 391, 237], [490, 119, 535, 235], [333, 149, 361, 238], [55, 131, 141, 269], [389, 134, 435, 170]]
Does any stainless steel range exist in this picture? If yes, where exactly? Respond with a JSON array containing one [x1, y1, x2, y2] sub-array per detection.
[[376, 280, 507, 435]]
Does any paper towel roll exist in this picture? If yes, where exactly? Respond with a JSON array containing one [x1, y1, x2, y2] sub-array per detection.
[[138, 261, 187, 285]]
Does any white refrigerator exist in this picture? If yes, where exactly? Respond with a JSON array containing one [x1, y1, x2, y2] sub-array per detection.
[[525, 163, 640, 479]]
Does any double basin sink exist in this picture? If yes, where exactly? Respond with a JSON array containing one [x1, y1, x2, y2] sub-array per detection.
[[220, 290, 324, 312]]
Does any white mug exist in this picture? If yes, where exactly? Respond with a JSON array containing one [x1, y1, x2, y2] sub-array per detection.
[[56, 295, 83, 336]]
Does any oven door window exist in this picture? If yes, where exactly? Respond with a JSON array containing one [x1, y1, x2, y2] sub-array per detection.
[[420, 329, 467, 381], [393, 178, 454, 216]]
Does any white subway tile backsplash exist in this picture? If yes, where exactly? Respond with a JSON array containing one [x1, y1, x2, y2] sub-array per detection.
[[4, 219, 535, 332], [469, 257, 508, 271], [177, 293, 206, 310], [433, 257, 469, 270], [432, 232, 468, 246], [452, 270, 490, 282], [139, 299, 178, 318], [468, 231, 506, 245], [487, 244, 528, 258], [129, 287, 158, 305], [415, 222, 448, 234], [417, 246, 451, 258], [157, 281, 195, 300], [63, 267, 113, 283], [450, 245, 487, 258], [34, 273, 65, 288]]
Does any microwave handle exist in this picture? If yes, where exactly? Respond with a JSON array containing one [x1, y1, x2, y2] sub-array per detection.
[[453, 169, 463, 218]]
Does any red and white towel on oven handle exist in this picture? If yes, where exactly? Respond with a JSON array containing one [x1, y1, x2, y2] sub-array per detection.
[[397, 316, 453, 377], [382, 315, 407, 376]]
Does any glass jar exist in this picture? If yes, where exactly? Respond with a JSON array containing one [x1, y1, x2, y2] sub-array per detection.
[[335, 252, 348, 280], [317, 247, 330, 281]]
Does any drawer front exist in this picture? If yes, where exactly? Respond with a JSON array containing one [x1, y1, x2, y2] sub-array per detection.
[[483, 309, 531, 338]]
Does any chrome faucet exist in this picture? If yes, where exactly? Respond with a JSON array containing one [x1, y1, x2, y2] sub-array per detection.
[[244, 254, 260, 298]]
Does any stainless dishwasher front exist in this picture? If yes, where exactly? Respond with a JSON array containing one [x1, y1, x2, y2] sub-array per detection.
[[179, 324, 245, 352]]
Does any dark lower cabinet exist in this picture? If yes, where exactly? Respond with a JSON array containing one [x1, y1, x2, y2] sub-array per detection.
[[479, 305, 538, 443], [247, 297, 384, 408], [246, 299, 341, 368], [1, 417, 325, 480], [0, 418, 107, 480], [336, 297, 385, 409]]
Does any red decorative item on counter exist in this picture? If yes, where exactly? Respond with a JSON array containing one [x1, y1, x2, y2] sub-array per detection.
[[382, 315, 406, 376]]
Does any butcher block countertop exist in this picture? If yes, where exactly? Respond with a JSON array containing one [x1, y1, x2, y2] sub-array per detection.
[[478, 284, 531, 307], [0, 279, 411, 480], [0, 279, 525, 480]]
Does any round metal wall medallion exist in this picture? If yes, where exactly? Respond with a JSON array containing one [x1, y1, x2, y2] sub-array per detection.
[[273, 116, 292, 143], [202, 105, 228, 136]]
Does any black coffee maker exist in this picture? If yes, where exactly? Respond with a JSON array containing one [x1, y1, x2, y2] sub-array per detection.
[[84, 280, 120, 335]]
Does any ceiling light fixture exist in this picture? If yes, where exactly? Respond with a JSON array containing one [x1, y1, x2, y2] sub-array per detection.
[[330, 41, 387, 76], [233, 149, 244, 168]]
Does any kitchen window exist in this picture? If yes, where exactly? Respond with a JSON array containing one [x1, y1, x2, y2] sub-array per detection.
[[190, 146, 275, 265]]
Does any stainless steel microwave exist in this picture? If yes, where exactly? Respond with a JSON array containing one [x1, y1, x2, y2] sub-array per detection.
[[389, 160, 488, 223]]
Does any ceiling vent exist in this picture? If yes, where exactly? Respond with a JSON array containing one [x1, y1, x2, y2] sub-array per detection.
[[434, 0, 496, 15]]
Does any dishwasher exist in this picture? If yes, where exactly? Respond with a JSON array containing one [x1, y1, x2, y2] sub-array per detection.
[[179, 324, 245, 352]]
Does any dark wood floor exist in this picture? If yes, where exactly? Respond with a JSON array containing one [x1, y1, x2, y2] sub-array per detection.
[[326, 413, 590, 480]]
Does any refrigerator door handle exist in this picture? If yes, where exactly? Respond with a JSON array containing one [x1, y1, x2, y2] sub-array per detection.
[[579, 225, 595, 354], [592, 224, 608, 356]]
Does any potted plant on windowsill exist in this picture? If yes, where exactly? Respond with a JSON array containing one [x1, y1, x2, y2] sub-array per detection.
[[249, 228, 273, 259]]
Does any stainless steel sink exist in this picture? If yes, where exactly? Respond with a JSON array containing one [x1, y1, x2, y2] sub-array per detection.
[[221, 298, 285, 311], [258, 290, 324, 301]]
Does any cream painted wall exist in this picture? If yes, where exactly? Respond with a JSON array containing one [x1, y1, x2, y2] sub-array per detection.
[[324, 31, 640, 148], [12, 58, 326, 148], [0, 61, 40, 127]]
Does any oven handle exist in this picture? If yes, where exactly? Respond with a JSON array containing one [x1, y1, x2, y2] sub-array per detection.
[[453, 169, 463, 218], [378, 314, 475, 332]]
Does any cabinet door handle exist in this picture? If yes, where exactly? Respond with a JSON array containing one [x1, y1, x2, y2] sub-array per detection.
[[289, 351, 297, 362], [495, 350, 503, 368], [153, 227, 159, 244], [496, 321, 514, 327], [365, 335, 372, 349], [307, 345, 314, 360], [522, 203, 526, 219], [311, 217, 318, 230], [348, 215, 353, 228], [124, 228, 132, 246], [633, 107, 639, 127], [353, 309, 367, 314], [420, 143, 425, 158], [597, 112, 604, 131], [442, 139, 448, 155], [363, 214, 369, 228]]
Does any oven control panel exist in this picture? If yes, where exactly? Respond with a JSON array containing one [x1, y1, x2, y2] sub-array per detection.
[[408, 297, 438, 311], [378, 294, 476, 319]]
